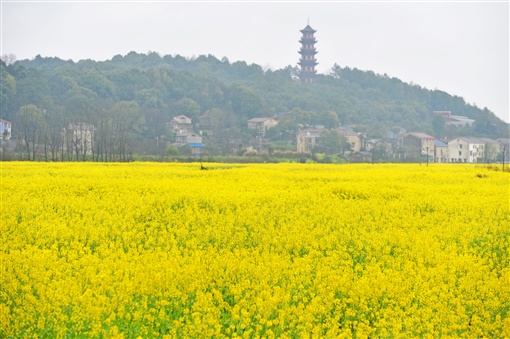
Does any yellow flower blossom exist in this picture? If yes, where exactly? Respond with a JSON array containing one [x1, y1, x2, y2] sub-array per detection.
[[1, 162, 508, 338]]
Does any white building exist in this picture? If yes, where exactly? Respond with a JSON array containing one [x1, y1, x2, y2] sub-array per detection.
[[173, 132, 204, 156], [168, 115, 193, 134], [175, 132, 202, 145], [64, 122, 95, 155], [0, 119, 12, 141], [448, 137, 499, 163]]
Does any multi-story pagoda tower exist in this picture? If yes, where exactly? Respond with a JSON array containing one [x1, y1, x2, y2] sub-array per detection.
[[298, 23, 318, 83]]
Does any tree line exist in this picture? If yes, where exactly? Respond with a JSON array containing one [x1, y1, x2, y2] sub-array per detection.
[[1, 52, 507, 161]]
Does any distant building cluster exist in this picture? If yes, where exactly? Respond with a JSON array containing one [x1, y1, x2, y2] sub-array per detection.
[[293, 124, 508, 164], [433, 111, 475, 127], [4, 105, 508, 163], [167, 115, 204, 156]]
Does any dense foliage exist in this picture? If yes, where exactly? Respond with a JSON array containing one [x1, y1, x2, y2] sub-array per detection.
[[1, 52, 507, 158], [2, 162, 509, 338]]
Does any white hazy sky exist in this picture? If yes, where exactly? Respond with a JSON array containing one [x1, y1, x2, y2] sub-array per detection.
[[1, 1, 509, 123]]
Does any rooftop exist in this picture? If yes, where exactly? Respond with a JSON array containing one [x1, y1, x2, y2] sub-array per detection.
[[300, 25, 316, 33]]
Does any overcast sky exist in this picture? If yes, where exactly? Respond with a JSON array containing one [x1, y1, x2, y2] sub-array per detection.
[[1, 1, 509, 123]]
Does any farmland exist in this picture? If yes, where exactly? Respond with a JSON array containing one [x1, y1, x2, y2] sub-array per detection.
[[1, 162, 509, 338]]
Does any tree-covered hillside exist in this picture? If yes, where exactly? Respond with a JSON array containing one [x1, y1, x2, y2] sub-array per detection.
[[1, 51, 508, 159]]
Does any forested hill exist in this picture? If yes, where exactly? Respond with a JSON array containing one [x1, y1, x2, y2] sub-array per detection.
[[1, 51, 508, 141]]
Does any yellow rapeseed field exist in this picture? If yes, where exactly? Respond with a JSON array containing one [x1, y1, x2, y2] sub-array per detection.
[[1, 162, 509, 338]]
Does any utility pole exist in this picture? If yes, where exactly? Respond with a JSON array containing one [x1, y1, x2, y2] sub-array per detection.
[[503, 145, 506, 171], [426, 146, 429, 167]]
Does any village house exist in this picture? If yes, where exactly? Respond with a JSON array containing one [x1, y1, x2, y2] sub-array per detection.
[[247, 117, 278, 131], [64, 122, 95, 155], [0, 119, 12, 141], [448, 137, 499, 163], [296, 128, 323, 153], [175, 132, 203, 145], [172, 132, 204, 156], [336, 127, 362, 152], [434, 140, 449, 163], [168, 115, 193, 134], [402, 132, 435, 159]]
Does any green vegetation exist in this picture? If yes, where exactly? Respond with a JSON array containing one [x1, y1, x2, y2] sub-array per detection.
[[1, 52, 507, 160]]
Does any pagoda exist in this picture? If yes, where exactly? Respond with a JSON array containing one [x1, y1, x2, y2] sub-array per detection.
[[298, 23, 318, 83]]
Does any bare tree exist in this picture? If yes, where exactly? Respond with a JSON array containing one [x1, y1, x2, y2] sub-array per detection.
[[484, 143, 499, 163], [16, 105, 45, 160], [45, 107, 66, 161]]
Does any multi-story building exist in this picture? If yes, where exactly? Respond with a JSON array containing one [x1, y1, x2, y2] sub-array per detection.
[[402, 132, 435, 159], [168, 115, 193, 134], [297, 128, 323, 153], [448, 137, 499, 163]]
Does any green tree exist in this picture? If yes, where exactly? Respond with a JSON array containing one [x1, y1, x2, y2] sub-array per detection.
[[15, 73, 53, 110], [65, 87, 98, 122], [0, 62, 16, 119], [228, 83, 264, 118], [432, 114, 445, 138], [330, 63, 342, 79], [290, 108, 313, 127], [317, 130, 345, 155], [174, 98, 201, 120], [110, 101, 144, 160], [166, 144, 179, 156], [319, 110, 340, 129], [44, 106, 66, 161], [80, 69, 117, 99], [473, 116, 498, 137], [135, 88, 165, 110]]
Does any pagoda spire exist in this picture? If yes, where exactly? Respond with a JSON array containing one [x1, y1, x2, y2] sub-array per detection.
[[298, 23, 318, 83]]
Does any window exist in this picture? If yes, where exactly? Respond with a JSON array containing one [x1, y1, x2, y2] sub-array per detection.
[[460, 144, 463, 149], [459, 151, 462, 156]]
